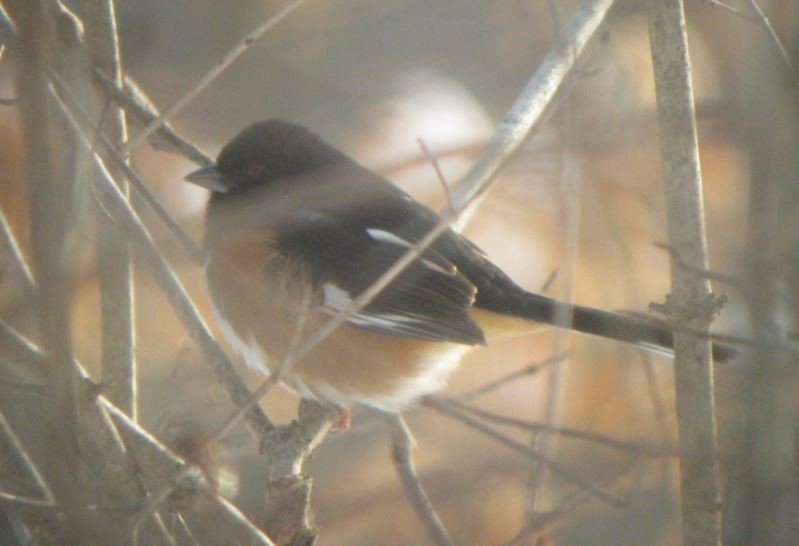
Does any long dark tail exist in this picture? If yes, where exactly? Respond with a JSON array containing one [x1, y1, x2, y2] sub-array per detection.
[[480, 290, 737, 362]]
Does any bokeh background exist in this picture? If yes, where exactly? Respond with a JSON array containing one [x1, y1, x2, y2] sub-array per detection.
[[2, 0, 798, 544]]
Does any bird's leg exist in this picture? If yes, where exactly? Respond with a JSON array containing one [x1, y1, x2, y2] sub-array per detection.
[[331, 406, 352, 432]]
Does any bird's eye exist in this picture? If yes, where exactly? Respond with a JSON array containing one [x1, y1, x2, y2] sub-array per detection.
[[247, 162, 264, 176]]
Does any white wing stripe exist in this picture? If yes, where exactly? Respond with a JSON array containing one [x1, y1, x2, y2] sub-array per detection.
[[366, 227, 453, 275]]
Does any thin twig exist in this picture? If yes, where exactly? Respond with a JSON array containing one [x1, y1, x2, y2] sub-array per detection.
[[449, 0, 616, 224], [0, 407, 55, 506], [54, 96, 273, 440], [741, 0, 796, 76], [210, 286, 311, 446], [101, 401, 275, 546], [0, 3, 16, 46], [385, 414, 454, 546], [540, 267, 559, 293], [438, 397, 678, 457], [700, 0, 757, 19], [503, 457, 638, 546], [0, 319, 254, 545], [0, 208, 35, 298], [527, 83, 582, 521], [52, 73, 205, 263], [0, 492, 56, 507], [0, 377, 45, 394], [654, 242, 745, 291], [119, 0, 307, 155], [93, 70, 214, 166], [423, 397, 626, 507], [0, 45, 18, 105], [417, 137, 454, 214], [648, 2, 723, 544], [0, 319, 178, 545], [455, 352, 569, 401]]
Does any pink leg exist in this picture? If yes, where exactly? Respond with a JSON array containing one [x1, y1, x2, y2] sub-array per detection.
[[332, 407, 352, 432]]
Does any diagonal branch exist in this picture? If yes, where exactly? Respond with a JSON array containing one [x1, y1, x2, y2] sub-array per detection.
[[423, 397, 626, 507], [0, 209, 35, 298], [53, 90, 274, 440], [52, 73, 205, 263], [93, 70, 214, 167], [385, 414, 454, 546], [119, 0, 307, 155], [449, 0, 616, 225]]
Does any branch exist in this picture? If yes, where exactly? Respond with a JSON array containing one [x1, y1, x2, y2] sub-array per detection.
[[119, 0, 307, 155], [93, 70, 214, 167], [385, 414, 454, 546], [261, 400, 338, 544], [0, 407, 55, 538], [449, 0, 616, 226], [52, 73, 205, 263], [648, 2, 723, 544], [454, 352, 569, 401], [0, 321, 177, 545], [0, 208, 35, 298], [437, 397, 678, 457], [741, 0, 796, 77], [53, 93, 274, 440], [423, 397, 626, 507], [80, 0, 137, 418], [503, 457, 638, 546], [102, 401, 275, 546], [8, 1, 85, 539]]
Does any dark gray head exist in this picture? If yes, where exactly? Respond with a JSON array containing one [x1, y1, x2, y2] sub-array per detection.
[[184, 119, 346, 194]]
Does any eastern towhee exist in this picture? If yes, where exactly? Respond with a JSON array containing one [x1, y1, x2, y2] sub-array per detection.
[[185, 120, 735, 412]]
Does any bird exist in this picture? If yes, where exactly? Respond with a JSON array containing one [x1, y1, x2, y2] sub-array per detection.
[[185, 119, 736, 415]]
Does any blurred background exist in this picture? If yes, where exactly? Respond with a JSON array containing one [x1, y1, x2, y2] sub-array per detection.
[[1, 0, 798, 544]]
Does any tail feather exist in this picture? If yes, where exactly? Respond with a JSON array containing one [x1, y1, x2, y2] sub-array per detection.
[[478, 290, 737, 362]]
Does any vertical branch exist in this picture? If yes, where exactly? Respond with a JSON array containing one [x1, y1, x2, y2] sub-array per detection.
[[722, 25, 799, 544], [526, 90, 582, 521], [647, 2, 722, 545], [80, 0, 136, 418], [7, 0, 86, 539]]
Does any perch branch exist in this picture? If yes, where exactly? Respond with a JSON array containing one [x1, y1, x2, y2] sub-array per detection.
[[648, 1, 723, 544]]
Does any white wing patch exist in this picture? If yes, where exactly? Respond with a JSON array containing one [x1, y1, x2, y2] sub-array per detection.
[[366, 228, 411, 247], [365, 227, 452, 275], [322, 283, 352, 312], [322, 282, 428, 333]]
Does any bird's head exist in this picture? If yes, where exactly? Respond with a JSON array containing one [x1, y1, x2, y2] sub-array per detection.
[[184, 119, 344, 194]]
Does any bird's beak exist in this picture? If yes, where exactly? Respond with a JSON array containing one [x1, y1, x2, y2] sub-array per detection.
[[184, 164, 229, 193]]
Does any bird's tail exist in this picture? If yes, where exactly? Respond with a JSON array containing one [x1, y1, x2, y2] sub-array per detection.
[[477, 290, 737, 362]]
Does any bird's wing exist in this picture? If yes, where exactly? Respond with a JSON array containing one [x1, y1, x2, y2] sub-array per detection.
[[274, 209, 486, 345]]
